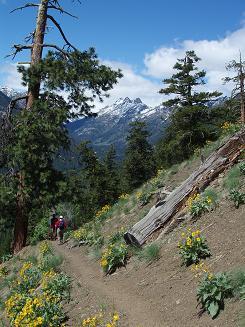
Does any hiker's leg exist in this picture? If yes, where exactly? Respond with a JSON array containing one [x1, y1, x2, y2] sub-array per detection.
[[57, 228, 60, 243], [60, 230, 64, 244], [57, 228, 63, 244]]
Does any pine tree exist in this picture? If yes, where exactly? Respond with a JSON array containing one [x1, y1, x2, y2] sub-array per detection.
[[77, 141, 107, 207], [123, 121, 156, 191], [103, 145, 120, 202], [1, 0, 122, 253], [157, 50, 222, 166], [159, 50, 221, 107]]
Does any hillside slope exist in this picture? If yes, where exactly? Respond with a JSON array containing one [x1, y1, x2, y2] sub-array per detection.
[[1, 133, 244, 327], [58, 142, 245, 326], [57, 198, 245, 327]]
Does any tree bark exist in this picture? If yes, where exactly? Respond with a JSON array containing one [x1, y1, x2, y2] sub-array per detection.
[[27, 0, 49, 109], [13, 0, 49, 253], [13, 173, 28, 254], [124, 130, 245, 247]]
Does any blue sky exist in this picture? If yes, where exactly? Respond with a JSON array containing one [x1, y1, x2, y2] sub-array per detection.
[[0, 0, 245, 107]]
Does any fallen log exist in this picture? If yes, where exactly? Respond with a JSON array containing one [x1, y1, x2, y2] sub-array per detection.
[[124, 130, 245, 246]]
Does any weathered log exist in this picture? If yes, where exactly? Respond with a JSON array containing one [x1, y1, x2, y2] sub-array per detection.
[[124, 130, 245, 246]]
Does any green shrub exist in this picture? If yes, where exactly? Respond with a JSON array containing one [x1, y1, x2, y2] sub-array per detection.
[[72, 222, 104, 248], [187, 193, 215, 217], [0, 231, 13, 258], [229, 189, 245, 208], [4, 246, 71, 327], [100, 243, 128, 274], [0, 254, 12, 263], [0, 266, 8, 278], [42, 271, 71, 302], [229, 269, 245, 300], [88, 247, 102, 261], [239, 162, 245, 175], [221, 122, 242, 136], [203, 188, 219, 206], [40, 254, 63, 272], [137, 243, 161, 263], [30, 217, 50, 245], [178, 229, 211, 266], [56, 202, 81, 226], [197, 272, 233, 318], [26, 255, 38, 265], [108, 229, 125, 245], [136, 191, 152, 206]]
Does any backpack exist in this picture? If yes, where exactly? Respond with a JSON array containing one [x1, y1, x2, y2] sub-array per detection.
[[59, 220, 65, 230]]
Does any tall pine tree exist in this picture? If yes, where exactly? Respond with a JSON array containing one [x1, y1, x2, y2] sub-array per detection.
[[1, 0, 122, 253], [157, 50, 222, 166]]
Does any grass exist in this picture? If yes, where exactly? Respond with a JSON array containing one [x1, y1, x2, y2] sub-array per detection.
[[137, 243, 161, 263], [123, 206, 130, 215], [41, 253, 63, 271], [203, 187, 219, 205], [88, 247, 102, 261], [169, 164, 179, 175], [26, 255, 38, 265], [223, 165, 242, 191]]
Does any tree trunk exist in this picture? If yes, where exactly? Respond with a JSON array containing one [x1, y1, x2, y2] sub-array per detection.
[[239, 66, 245, 125], [12, 173, 28, 254], [27, 0, 49, 109], [124, 130, 245, 246], [13, 0, 48, 253]]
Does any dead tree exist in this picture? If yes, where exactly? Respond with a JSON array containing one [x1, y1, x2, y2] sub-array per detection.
[[224, 53, 245, 125]]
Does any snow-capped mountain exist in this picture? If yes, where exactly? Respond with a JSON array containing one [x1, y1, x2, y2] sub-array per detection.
[[67, 97, 171, 159], [0, 90, 10, 112], [0, 86, 26, 99], [0, 86, 27, 110]]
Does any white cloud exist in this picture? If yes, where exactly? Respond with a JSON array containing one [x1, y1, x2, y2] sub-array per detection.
[[95, 60, 163, 109], [0, 63, 26, 90], [143, 27, 245, 94]]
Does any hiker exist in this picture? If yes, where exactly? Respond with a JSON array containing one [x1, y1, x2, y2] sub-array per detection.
[[49, 211, 58, 240], [55, 216, 66, 244]]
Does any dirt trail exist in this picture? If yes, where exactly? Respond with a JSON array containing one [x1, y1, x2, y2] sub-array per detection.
[[53, 243, 163, 327]]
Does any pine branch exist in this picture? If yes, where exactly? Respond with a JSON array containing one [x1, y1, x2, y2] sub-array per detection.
[[8, 96, 28, 113], [41, 44, 71, 58], [47, 5, 78, 18], [7, 43, 71, 59], [6, 44, 33, 59], [10, 3, 39, 13], [47, 15, 77, 51]]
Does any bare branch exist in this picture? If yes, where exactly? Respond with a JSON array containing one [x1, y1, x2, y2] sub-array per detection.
[[40, 44, 71, 58], [7, 42, 71, 60], [9, 96, 28, 112], [25, 31, 35, 43], [6, 44, 33, 59], [47, 5, 78, 18], [18, 62, 31, 65], [47, 15, 77, 51], [10, 3, 39, 13]]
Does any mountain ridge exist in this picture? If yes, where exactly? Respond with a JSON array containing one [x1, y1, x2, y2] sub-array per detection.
[[67, 96, 170, 159]]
